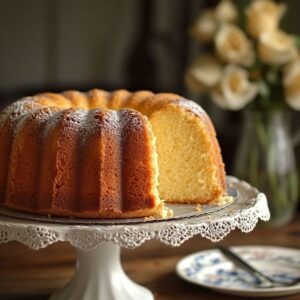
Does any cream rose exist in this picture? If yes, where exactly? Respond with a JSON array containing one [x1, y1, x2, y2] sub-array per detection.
[[284, 58, 300, 110], [189, 10, 217, 42], [215, 24, 255, 67], [246, 0, 286, 38], [258, 30, 297, 65], [211, 65, 258, 110], [185, 55, 222, 94], [215, 0, 238, 23]]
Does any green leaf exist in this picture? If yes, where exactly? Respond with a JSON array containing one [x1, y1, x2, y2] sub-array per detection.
[[258, 80, 270, 100], [295, 36, 300, 49]]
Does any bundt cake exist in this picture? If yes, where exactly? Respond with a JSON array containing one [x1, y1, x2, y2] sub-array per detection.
[[0, 90, 226, 219]]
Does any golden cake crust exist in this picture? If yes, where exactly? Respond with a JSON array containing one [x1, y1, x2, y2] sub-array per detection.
[[0, 89, 226, 219]]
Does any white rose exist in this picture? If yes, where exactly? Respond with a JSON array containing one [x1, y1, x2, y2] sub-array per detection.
[[211, 65, 258, 110], [246, 0, 286, 38], [185, 55, 222, 94], [284, 58, 300, 110], [258, 30, 297, 65], [189, 10, 217, 42], [215, 0, 238, 23], [215, 24, 255, 67]]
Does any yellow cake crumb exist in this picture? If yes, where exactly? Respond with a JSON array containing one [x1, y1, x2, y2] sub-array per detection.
[[195, 204, 203, 212], [212, 194, 235, 206]]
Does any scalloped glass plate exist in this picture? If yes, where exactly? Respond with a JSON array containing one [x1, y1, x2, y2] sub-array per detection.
[[0, 177, 270, 249], [0, 176, 258, 225]]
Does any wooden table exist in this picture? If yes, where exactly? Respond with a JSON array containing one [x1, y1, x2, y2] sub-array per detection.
[[1, 217, 300, 300]]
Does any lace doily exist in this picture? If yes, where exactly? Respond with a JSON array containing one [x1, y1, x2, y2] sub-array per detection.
[[0, 177, 270, 250]]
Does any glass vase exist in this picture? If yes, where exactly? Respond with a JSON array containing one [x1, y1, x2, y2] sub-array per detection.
[[234, 110, 299, 227]]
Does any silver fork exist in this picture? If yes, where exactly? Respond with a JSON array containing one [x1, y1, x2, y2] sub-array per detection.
[[218, 246, 300, 288]]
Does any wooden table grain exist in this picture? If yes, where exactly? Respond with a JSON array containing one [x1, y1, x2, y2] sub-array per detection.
[[1, 217, 300, 300]]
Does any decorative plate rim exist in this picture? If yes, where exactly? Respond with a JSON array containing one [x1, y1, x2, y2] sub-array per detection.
[[176, 245, 300, 294]]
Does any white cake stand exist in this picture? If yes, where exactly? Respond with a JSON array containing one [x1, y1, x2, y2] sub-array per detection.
[[0, 176, 270, 300]]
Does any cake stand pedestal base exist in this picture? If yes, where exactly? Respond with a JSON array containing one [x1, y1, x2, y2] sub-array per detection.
[[50, 242, 153, 300]]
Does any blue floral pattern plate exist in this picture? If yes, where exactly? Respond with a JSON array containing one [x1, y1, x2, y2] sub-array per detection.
[[176, 246, 300, 298]]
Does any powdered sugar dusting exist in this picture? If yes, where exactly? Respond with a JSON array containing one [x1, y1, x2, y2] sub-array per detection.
[[0, 93, 210, 145], [0, 99, 41, 125], [42, 111, 62, 138], [30, 107, 60, 123], [76, 109, 99, 143], [43, 108, 88, 139], [0, 100, 46, 139], [176, 99, 207, 118], [107, 110, 122, 131], [119, 109, 147, 134]]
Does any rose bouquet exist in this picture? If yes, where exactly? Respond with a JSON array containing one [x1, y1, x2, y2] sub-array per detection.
[[186, 0, 300, 111], [186, 0, 300, 227]]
